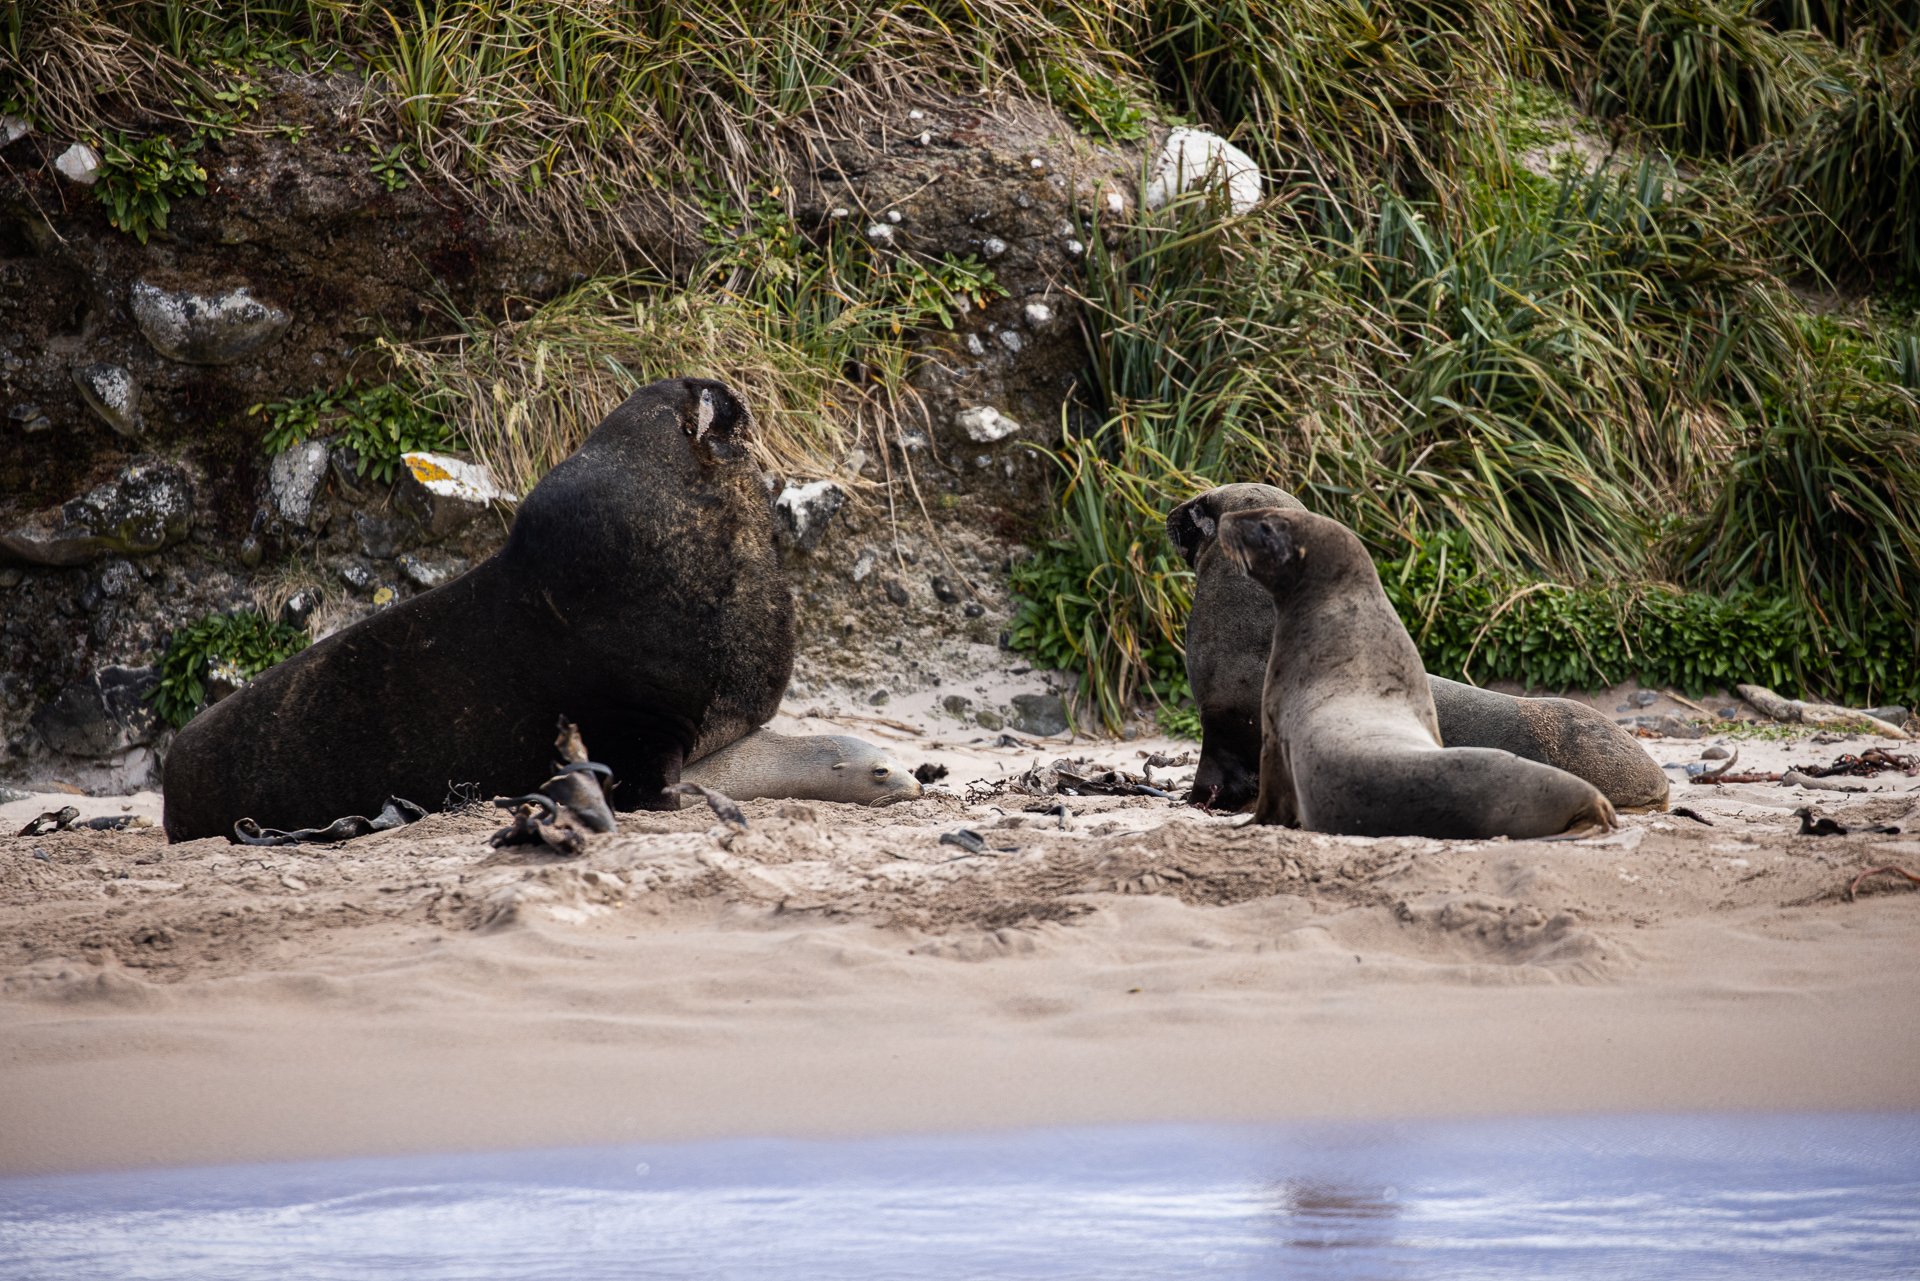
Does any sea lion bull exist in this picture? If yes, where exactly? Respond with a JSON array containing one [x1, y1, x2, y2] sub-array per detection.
[[1168, 483, 1668, 812], [680, 731, 923, 805], [1219, 507, 1616, 838], [162, 377, 794, 842]]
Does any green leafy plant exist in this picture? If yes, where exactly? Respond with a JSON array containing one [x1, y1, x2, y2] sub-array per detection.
[[253, 380, 461, 484], [1023, 58, 1151, 140], [94, 133, 207, 244], [150, 611, 310, 728], [370, 142, 412, 191]]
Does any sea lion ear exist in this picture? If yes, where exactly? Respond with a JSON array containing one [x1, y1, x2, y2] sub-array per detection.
[[687, 382, 748, 461], [1166, 493, 1219, 567]]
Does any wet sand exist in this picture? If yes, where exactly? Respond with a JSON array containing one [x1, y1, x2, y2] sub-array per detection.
[[3, 704, 1918, 1177]]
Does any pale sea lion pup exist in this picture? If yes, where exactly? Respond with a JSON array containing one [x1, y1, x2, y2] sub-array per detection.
[[680, 731, 923, 805], [1167, 484, 1668, 812], [1219, 507, 1617, 839]]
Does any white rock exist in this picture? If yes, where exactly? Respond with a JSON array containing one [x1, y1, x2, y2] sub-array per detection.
[[130, 280, 290, 365], [851, 548, 878, 582], [774, 479, 847, 552], [1024, 302, 1053, 328], [269, 439, 332, 527], [908, 110, 925, 121], [997, 330, 1024, 353], [1064, 239, 1085, 258], [886, 209, 902, 224], [866, 222, 894, 245], [965, 334, 987, 357], [830, 206, 850, 218], [1105, 190, 1125, 215], [70, 362, 141, 438], [1144, 127, 1263, 215], [955, 406, 1022, 444], [54, 143, 101, 185], [916, 131, 931, 146], [981, 237, 1007, 259], [1, 116, 29, 147]]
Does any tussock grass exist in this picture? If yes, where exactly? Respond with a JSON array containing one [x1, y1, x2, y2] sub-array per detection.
[[1586, 0, 1821, 157], [386, 272, 907, 496], [1761, 42, 1920, 284]]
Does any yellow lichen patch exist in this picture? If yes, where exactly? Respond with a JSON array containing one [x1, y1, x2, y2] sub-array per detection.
[[405, 455, 453, 484]]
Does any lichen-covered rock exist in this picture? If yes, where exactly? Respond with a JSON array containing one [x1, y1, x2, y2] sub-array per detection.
[[1144, 128, 1262, 215], [267, 438, 330, 528], [130, 279, 291, 365], [393, 452, 510, 540], [1, 117, 28, 147], [774, 479, 847, 552], [71, 362, 142, 438], [0, 462, 193, 566], [30, 665, 160, 759]]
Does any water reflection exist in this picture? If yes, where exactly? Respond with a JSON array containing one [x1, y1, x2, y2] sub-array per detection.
[[1, 1113, 1916, 1280]]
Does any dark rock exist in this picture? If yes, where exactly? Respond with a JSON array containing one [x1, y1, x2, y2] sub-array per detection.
[[395, 552, 447, 589], [963, 601, 985, 618], [336, 561, 374, 593], [8, 401, 51, 433], [1865, 706, 1909, 726], [869, 688, 890, 706], [354, 510, 402, 559], [1631, 689, 1659, 708], [773, 480, 847, 552], [942, 694, 974, 717], [130, 278, 291, 365], [931, 575, 960, 604], [71, 363, 142, 438], [882, 578, 909, 606], [0, 462, 193, 566], [31, 665, 160, 759], [279, 588, 320, 628], [976, 707, 1005, 731], [1010, 692, 1069, 736]]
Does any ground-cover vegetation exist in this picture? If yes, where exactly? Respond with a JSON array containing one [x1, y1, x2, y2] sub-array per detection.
[[150, 611, 309, 728], [6, 0, 1916, 723]]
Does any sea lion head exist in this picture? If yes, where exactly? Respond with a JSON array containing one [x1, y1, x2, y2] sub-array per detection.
[[1217, 506, 1374, 603], [1166, 483, 1306, 569], [589, 377, 753, 471], [823, 735, 924, 805]]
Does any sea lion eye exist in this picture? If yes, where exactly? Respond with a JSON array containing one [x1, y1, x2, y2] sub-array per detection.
[[872, 767, 889, 778]]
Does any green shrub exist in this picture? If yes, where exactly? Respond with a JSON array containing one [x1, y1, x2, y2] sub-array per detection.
[[150, 611, 309, 728], [1757, 0, 1914, 46], [94, 133, 207, 244], [253, 380, 462, 485], [1382, 531, 1919, 705]]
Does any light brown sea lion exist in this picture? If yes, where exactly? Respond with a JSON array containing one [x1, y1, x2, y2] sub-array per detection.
[[680, 731, 923, 805], [1168, 483, 1668, 812], [162, 378, 794, 842], [1219, 507, 1617, 838]]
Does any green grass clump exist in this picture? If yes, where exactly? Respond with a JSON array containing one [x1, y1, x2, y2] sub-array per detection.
[[150, 610, 309, 728], [1763, 43, 1920, 284], [253, 380, 462, 485], [1587, 0, 1819, 158], [94, 132, 207, 243]]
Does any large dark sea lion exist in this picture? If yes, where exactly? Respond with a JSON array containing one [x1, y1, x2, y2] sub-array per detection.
[[1168, 483, 1668, 812], [162, 378, 794, 842], [1218, 507, 1616, 838]]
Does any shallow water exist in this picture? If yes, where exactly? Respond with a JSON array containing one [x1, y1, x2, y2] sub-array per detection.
[[3, 1113, 1917, 1280]]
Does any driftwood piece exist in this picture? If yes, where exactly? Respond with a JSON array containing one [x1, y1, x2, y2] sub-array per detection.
[[1736, 685, 1910, 740]]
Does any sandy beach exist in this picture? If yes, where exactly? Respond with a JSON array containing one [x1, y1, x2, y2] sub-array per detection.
[[3, 682, 1918, 1178]]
